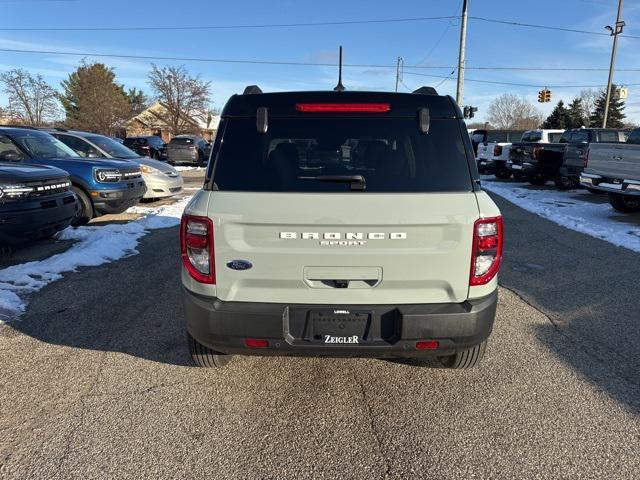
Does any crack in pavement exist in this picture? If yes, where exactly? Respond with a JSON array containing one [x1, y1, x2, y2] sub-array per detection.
[[350, 369, 392, 479]]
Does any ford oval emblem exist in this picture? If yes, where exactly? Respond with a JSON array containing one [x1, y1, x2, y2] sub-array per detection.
[[226, 260, 253, 271]]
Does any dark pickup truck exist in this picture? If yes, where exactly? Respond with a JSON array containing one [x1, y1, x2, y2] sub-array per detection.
[[511, 128, 626, 189], [0, 162, 78, 245]]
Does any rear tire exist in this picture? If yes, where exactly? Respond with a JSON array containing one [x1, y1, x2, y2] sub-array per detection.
[[608, 193, 640, 213], [187, 333, 232, 368], [554, 174, 578, 190], [70, 186, 93, 226], [528, 176, 548, 186], [494, 169, 512, 180], [438, 340, 487, 369]]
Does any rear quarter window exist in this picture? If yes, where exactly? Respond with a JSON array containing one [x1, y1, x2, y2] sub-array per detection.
[[210, 117, 473, 193], [170, 137, 195, 145]]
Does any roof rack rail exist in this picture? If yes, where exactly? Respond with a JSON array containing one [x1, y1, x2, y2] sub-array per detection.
[[412, 86, 438, 95], [243, 85, 263, 95], [0, 124, 38, 129]]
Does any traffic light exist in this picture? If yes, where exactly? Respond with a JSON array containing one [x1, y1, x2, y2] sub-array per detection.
[[537, 89, 552, 102], [463, 106, 478, 119]]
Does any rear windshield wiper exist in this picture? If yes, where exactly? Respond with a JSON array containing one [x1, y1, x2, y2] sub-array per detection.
[[298, 174, 366, 191]]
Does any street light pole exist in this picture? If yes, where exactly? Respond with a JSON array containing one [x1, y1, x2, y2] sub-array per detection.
[[603, 0, 625, 128], [456, 0, 469, 105]]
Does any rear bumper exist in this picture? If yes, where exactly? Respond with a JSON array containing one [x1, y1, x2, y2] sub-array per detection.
[[183, 289, 498, 358], [168, 151, 199, 164], [580, 173, 640, 195], [0, 192, 78, 244], [91, 181, 147, 215]]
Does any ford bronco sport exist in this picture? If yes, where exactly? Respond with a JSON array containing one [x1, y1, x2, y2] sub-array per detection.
[[181, 87, 503, 369]]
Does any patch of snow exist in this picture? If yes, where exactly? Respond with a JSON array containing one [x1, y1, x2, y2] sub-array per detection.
[[173, 166, 205, 172], [0, 196, 192, 321], [482, 180, 640, 253]]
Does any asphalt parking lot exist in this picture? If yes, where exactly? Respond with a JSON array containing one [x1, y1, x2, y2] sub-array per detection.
[[1, 178, 639, 479]]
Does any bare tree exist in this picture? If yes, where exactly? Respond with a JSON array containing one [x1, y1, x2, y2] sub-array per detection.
[[0, 69, 60, 125], [579, 88, 600, 120], [147, 65, 211, 135], [487, 94, 543, 130]]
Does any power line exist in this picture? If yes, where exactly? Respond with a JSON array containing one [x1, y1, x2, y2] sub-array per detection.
[[0, 14, 638, 39], [403, 70, 640, 88], [1, 46, 639, 72], [0, 16, 458, 31], [469, 16, 640, 40]]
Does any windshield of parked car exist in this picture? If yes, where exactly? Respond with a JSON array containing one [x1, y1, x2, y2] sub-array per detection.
[[211, 117, 473, 193], [12, 131, 80, 159], [86, 135, 140, 159]]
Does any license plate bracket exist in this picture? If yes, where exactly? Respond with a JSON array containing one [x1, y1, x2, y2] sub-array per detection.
[[304, 309, 371, 344]]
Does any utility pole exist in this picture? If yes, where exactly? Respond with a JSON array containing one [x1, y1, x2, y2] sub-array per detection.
[[603, 0, 625, 128], [456, 0, 469, 105], [395, 57, 403, 92]]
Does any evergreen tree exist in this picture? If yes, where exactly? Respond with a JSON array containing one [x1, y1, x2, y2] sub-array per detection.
[[541, 100, 570, 129], [589, 85, 626, 128], [59, 62, 131, 135], [124, 87, 149, 116], [566, 98, 587, 129]]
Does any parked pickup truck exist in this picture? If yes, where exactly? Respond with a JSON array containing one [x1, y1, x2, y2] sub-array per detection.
[[516, 128, 626, 189], [0, 162, 77, 245], [476, 130, 525, 178], [507, 129, 564, 181], [0, 127, 146, 225], [580, 128, 640, 212]]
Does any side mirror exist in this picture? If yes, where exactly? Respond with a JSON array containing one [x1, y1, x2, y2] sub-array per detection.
[[87, 152, 100, 159]]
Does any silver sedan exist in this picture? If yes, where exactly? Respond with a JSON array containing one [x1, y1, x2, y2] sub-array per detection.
[[138, 157, 184, 199]]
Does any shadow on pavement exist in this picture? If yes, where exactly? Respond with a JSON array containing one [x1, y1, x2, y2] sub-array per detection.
[[492, 193, 640, 417], [6, 226, 192, 367]]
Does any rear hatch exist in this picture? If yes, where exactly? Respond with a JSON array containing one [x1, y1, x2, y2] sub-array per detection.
[[204, 96, 480, 305], [168, 137, 198, 161]]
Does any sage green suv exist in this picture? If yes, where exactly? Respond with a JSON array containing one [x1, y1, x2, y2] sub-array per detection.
[[181, 87, 503, 368]]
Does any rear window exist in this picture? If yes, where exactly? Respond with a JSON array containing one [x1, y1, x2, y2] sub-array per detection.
[[548, 132, 564, 143], [597, 130, 621, 143], [486, 131, 522, 143], [170, 137, 196, 145], [210, 118, 472, 193]]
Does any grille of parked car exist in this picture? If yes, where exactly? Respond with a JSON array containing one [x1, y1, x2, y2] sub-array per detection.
[[120, 169, 142, 180], [26, 179, 72, 198]]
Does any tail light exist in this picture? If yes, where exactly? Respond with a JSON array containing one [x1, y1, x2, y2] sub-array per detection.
[[584, 148, 590, 168], [470, 216, 504, 286], [532, 145, 543, 161], [180, 215, 215, 284], [493, 145, 503, 157]]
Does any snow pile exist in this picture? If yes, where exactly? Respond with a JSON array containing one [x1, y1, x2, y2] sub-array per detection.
[[483, 180, 640, 253], [0, 196, 192, 319]]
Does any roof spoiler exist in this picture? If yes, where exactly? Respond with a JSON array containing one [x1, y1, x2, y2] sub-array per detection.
[[243, 85, 263, 95], [412, 86, 438, 95]]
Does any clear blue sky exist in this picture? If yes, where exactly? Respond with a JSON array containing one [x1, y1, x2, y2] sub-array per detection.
[[1, 0, 639, 123]]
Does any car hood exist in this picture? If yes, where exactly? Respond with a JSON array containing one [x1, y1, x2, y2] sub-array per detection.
[[40, 157, 140, 170], [121, 156, 178, 174], [0, 162, 69, 182]]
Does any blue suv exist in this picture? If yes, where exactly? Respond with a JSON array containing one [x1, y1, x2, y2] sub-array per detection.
[[0, 127, 146, 225]]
